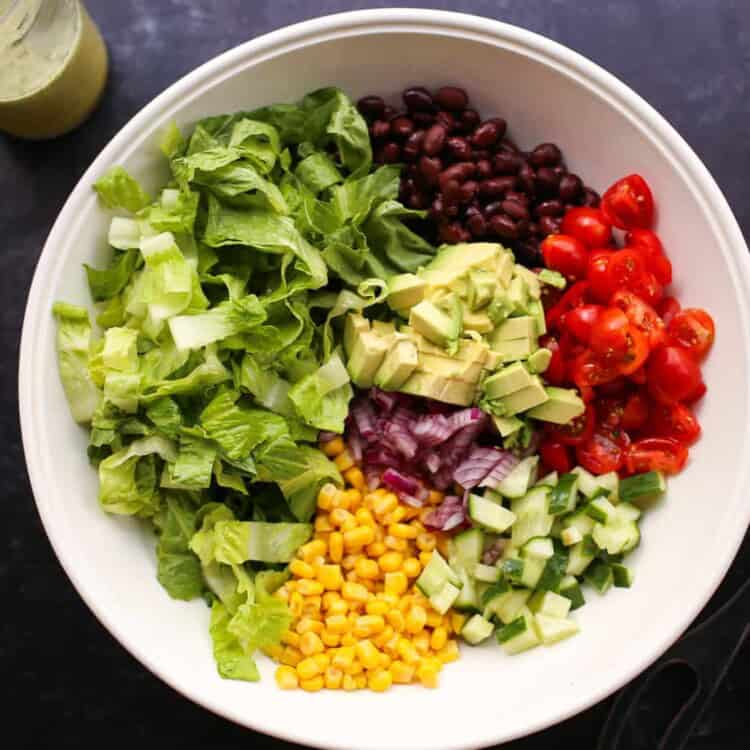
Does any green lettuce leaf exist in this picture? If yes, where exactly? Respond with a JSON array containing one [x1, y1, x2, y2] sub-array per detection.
[[228, 118, 282, 175], [143, 189, 200, 234], [85, 248, 140, 301], [212, 520, 313, 564], [165, 435, 217, 489], [277, 446, 342, 521], [93, 166, 151, 213], [160, 121, 187, 159], [209, 600, 260, 682], [155, 493, 203, 600]]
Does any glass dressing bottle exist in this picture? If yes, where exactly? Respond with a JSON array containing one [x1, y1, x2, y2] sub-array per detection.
[[0, 0, 108, 139]]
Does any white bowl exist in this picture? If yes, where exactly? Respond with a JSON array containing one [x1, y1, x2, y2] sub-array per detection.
[[19, 9, 750, 750]]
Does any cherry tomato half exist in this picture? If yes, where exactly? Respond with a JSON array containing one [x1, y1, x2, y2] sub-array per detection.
[[564, 304, 605, 344], [570, 349, 623, 388], [541, 234, 589, 280], [646, 346, 705, 404], [667, 308, 715, 360], [621, 391, 650, 432], [631, 270, 664, 306], [601, 174, 655, 230], [624, 437, 688, 475], [607, 249, 648, 295], [626, 229, 664, 256], [587, 249, 618, 303], [560, 207, 613, 249], [647, 401, 701, 445], [545, 403, 596, 446], [590, 307, 629, 357], [539, 440, 573, 474], [576, 429, 629, 475], [657, 296, 681, 326], [626, 229, 672, 285], [545, 280, 592, 331], [618, 326, 650, 376], [538, 335, 568, 386], [610, 290, 666, 350]]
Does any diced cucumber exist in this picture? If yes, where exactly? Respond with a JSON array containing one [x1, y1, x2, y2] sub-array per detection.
[[548, 473, 579, 515], [520, 557, 545, 589], [596, 472, 619, 501], [571, 466, 599, 498], [563, 506, 595, 537], [584, 561, 614, 594], [537, 548, 569, 592], [522, 537, 554, 560], [474, 563, 502, 583], [586, 497, 617, 523], [559, 575, 586, 610], [429, 581, 461, 614], [497, 456, 539, 498], [619, 470, 666, 503], [612, 563, 634, 588], [502, 558, 524, 584], [480, 580, 510, 616], [617, 502, 642, 522], [467, 494, 516, 534], [591, 502, 641, 555], [450, 527, 485, 567], [498, 608, 541, 654], [415, 550, 461, 597], [536, 471, 558, 487], [528, 590, 572, 619], [572, 466, 618, 500], [566, 538, 596, 576], [453, 566, 479, 611], [511, 487, 553, 547], [561, 526, 583, 547], [534, 614, 580, 645], [461, 614, 495, 645], [489, 588, 532, 624]]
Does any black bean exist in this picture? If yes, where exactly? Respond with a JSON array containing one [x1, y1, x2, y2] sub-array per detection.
[[418, 155, 443, 186], [476, 159, 493, 179], [413, 111, 436, 127], [370, 120, 391, 139], [501, 198, 530, 221], [489, 214, 518, 240], [460, 108, 481, 131], [493, 151, 522, 175], [408, 192, 429, 209], [402, 145, 420, 162], [484, 201, 503, 217], [429, 197, 444, 220], [423, 124, 448, 156], [478, 176, 516, 199], [436, 110, 457, 133], [518, 163, 536, 193], [390, 116, 414, 139], [536, 167, 561, 194], [529, 143, 562, 167], [487, 117, 508, 140], [499, 137, 520, 153], [471, 148, 492, 161], [459, 180, 478, 203], [472, 120, 501, 147], [440, 221, 470, 243], [559, 173, 583, 202], [514, 240, 543, 267], [467, 212, 488, 238], [582, 187, 601, 207], [515, 218, 531, 239], [539, 215, 562, 235], [435, 86, 469, 111], [403, 87, 435, 112], [528, 221, 540, 236], [506, 190, 530, 206], [439, 162, 476, 188], [447, 136, 472, 161], [535, 199, 564, 216], [443, 179, 463, 206], [381, 142, 401, 163], [357, 95, 385, 119], [383, 105, 398, 120]]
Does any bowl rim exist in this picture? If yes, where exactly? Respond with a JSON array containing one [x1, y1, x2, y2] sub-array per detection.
[[18, 8, 750, 749]]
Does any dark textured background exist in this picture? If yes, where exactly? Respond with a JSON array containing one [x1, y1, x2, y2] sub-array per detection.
[[3, 2, 750, 748]]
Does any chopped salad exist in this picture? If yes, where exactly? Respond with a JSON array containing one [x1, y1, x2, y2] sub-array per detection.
[[52, 84, 714, 693]]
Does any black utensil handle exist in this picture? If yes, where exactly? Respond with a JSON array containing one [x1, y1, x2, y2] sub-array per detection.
[[598, 576, 750, 750]]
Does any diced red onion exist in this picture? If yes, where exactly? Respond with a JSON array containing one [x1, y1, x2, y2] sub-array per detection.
[[424, 452, 440, 474], [439, 418, 487, 469], [351, 400, 377, 440], [447, 407, 484, 431], [411, 413, 454, 447], [370, 388, 399, 413], [480, 453, 520, 489], [382, 468, 420, 496], [400, 494, 424, 508], [385, 422, 419, 460], [347, 431, 364, 463], [423, 495, 466, 531], [453, 446, 509, 489]]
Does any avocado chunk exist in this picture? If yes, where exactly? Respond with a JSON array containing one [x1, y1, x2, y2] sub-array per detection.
[[462, 309, 494, 333], [538, 269, 567, 289], [439, 378, 478, 406], [485, 350, 502, 370], [400, 372, 476, 407], [409, 299, 461, 351], [526, 347, 552, 374], [374, 339, 418, 390], [527, 387, 585, 424], [498, 375, 549, 415], [506, 276, 528, 315], [491, 336, 536, 363], [418, 352, 484, 383], [494, 316, 537, 341], [427, 242, 500, 274], [495, 251, 514, 288], [492, 414, 524, 438], [371, 319, 397, 340], [467, 268, 496, 311], [344, 313, 370, 357], [527, 299, 547, 336], [514, 265, 541, 300], [387, 273, 425, 311], [483, 362, 534, 399], [346, 330, 389, 388]]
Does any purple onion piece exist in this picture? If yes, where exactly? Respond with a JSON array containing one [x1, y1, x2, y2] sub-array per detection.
[[382, 467, 420, 496], [480, 453, 520, 489], [453, 446, 509, 489]]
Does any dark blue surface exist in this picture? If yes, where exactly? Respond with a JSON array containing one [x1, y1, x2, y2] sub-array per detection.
[[2, 2, 750, 748]]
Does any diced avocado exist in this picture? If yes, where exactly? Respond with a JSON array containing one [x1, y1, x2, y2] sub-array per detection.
[[527, 299, 547, 337], [538, 268, 567, 289], [418, 352, 484, 383], [491, 336, 536, 363], [462, 309, 493, 333], [526, 347, 552, 374], [374, 339, 418, 390], [483, 362, 533, 399], [387, 273, 425, 311], [498, 376, 549, 416], [495, 250, 514, 287], [344, 313, 369, 357], [527, 387, 585, 424], [371, 320, 397, 339], [514, 265, 541, 300], [492, 414, 523, 438], [409, 299, 461, 350], [467, 268, 496, 311], [439, 378, 478, 407], [534, 614, 579, 645], [507, 276, 528, 314], [485, 350, 502, 370], [346, 330, 389, 388], [494, 316, 537, 341], [427, 242, 500, 274], [400, 372, 476, 407]]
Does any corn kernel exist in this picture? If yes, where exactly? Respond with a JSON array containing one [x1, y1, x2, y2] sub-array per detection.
[[296, 579, 324, 597], [282, 630, 301, 647], [275, 665, 299, 690], [334, 451, 354, 472], [325, 614, 350, 634], [300, 676, 324, 692], [324, 666, 344, 690], [419, 551, 433, 567], [387, 609, 406, 632], [341, 554, 359, 571], [425, 611, 443, 629], [322, 591, 340, 610], [430, 626, 449, 652], [317, 564, 344, 591], [342, 581, 370, 603], [416, 658, 441, 688], [437, 536, 450, 557], [341, 632, 357, 646], [366, 541, 387, 557], [312, 652, 330, 671], [384, 534, 409, 552], [330, 490, 351, 511], [314, 515, 333, 533], [387, 506, 407, 524], [353, 615, 386, 638], [403, 557, 422, 578], [397, 638, 420, 665], [414, 631, 431, 654], [416, 532, 437, 551], [355, 507, 375, 527], [289, 592, 304, 617], [321, 630, 340, 648], [390, 660, 415, 684], [384, 571, 408, 596], [355, 639, 381, 670], [332, 646, 355, 670], [351, 558, 377, 580], [378, 551, 404, 573], [289, 559, 315, 579], [450, 612, 467, 634], [345, 570, 359, 583], [317, 482, 338, 510], [437, 640, 460, 663], [263, 643, 284, 660], [373, 493, 398, 517], [296, 657, 321, 680], [342, 674, 358, 691], [368, 668, 393, 692], [355, 673, 368, 689], [321, 437, 344, 456], [280, 645, 303, 667], [330, 508, 354, 528], [343, 525, 375, 550], [428, 490, 444, 505], [405, 605, 427, 634], [328, 531, 344, 563], [348, 659, 364, 675], [328, 599, 349, 616], [365, 599, 389, 616], [343, 466, 366, 491], [402, 506, 421, 521], [372, 625, 395, 649], [275, 586, 290, 603], [299, 631, 325, 656]]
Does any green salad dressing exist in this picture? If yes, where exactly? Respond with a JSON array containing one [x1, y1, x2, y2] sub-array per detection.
[[0, 0, 108, 139]]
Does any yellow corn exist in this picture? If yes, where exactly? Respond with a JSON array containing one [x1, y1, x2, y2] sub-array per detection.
[[405, 605, 427, 635], [343, 525, 375, 550], [430, 626, 449, 652], [437, 640, 460, 663], [373, 492, 398, 517], [368, 668, 393, 692], [372, 625, 395, 649], [343, 466, 366, 491], [419, 551, 433, 567], [328, 531, 344, 563], [342, 581, 370, 603], [416, 532, 437, 551], [324, 666, 344, 690], [275, 665, 299, 690], [355, 558, 380, 579], [389, 522, 418, 539], [321, 629, 340, 648], [390, 660, 415, 684], [299, 631, 325, 657], [387, 609, 406, 632], [366, 541, 388, 557], [403, 557, 422, 578], [330, 490, 351, 511], [365, 599, 389, 616], [342, 674, 358, 691], [384, 571, 408, 596], [384, 534, 409, 552], [397, 638, 420, 665], [289, 558, 316, 579], [378, 551, 404, 573], [353, 615, 385, 638], [428, 490, 444, 505], [297, 657, 321, 680], [450, 611, 467, 634], [314, 515, 333, 533], [282, 630, 301, 647], [300, 676, 324, 692], [317, 564, 344, 591], [334, 451, 354, 472], [296, 579, 324, 597], [317, 482, 338, 510], [355, 639, 381, 670], [328, 599, 349, 616], [299, 539, 326, 561], [280, 646, 303, 667], [321, 438, 344, 456], [330, 508, 354, 528], [355, 507, 376, 527], [325, 614, 350, 634], [332, 646, 355, 671], [413, 631, 431, 655], [355, 673, 368, 689], [416, 658, 441, 688]]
